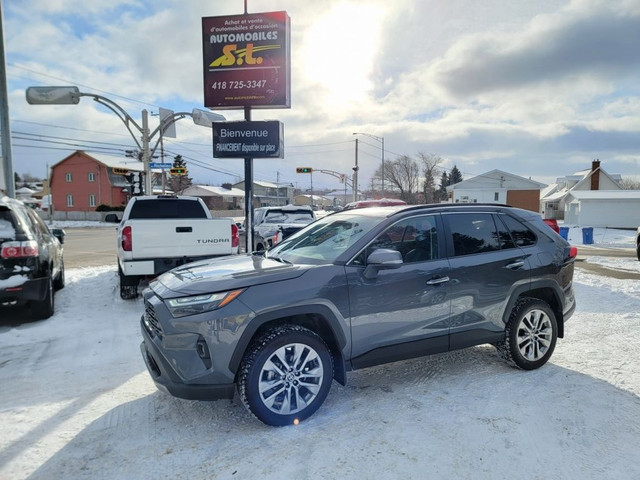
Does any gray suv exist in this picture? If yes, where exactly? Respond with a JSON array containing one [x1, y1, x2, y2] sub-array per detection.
[[140, 204, 577, 426]]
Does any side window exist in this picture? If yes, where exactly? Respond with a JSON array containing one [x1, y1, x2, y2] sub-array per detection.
[[447, 213, 500, 256], [354, 215, 439, 265], [499, 215, 537, 247], [65, 173, 72, 182], [88, 172, 95, 182]]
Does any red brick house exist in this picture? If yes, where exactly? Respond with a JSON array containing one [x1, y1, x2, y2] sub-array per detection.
[[50, 151, 144, 212]]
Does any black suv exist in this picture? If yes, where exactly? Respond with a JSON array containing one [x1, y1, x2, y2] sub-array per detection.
[[0, 196, 65, 319], [140, 204, 577, 426]]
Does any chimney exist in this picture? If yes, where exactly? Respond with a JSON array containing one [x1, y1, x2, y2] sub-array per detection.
[[590, 160, 600, 190]]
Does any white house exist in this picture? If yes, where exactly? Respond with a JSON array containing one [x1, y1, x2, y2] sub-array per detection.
[[540, 160, 623, 220], [446, 169, 546, 213], [181, 184, 245, 210], [564, 190, 640, 228]]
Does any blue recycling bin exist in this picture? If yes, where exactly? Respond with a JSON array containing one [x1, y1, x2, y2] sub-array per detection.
[[582, 227, 594, 245], [559, 226, 569, 240]]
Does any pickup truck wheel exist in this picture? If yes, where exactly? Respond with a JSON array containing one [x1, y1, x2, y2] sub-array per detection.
[[497, 298, 557, 370], [31, 275, 54, 320], [238, 325, 333, 426]]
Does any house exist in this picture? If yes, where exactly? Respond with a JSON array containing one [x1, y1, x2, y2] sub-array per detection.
[[540, 160, 623, 220], [293, 194, 332, 208], [446, 169, 546, 212], [563, 190, 640, 228], [232, 180, 295, 207], [181, 184, 245, 210], [50, 150, 146, 213]]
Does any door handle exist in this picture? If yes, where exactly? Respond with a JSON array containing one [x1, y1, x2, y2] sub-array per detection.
[[176, 227, 192, 233], [427, 276, 450, 285], [506, 260, 525, 270]]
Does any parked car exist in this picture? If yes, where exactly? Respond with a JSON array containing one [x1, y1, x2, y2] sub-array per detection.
[[543, 218, 560, 234], [139, 204, 577, 426], [1, 196, 65, 319], [343, 198, 407, 210], [252, 205, 316, 249]]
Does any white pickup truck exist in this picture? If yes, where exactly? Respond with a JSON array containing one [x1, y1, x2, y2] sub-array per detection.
[[117, 195, 238, 299], [252, 205, 316, 250]]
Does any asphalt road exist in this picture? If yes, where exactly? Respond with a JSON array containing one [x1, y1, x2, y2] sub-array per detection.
[[62, 226, 118, 268], [60, 226, 640, 280]]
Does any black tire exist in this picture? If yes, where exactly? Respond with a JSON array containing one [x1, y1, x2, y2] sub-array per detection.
[[118, 266, 138, 300], [238, 325, 333, 426], [31, 276, 54, 320], [497, 298, 558, 370], [636, 242, 640, 261], [53, 260, 65, 290]]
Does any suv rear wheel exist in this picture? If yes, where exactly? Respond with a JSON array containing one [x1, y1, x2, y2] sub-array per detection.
[[238, 325, 333, 426], [497, 298, 558, 370]]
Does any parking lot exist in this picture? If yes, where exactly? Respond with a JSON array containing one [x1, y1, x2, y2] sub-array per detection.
[[1, 228, 639, 479]]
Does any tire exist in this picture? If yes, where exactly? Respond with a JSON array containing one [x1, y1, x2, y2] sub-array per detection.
[[118, 266, 138, 300], [238, 325, 333, 426], [636, 242, 640, 261], [31, 276, 55, 320], [53, 260, 65, 290], [497, 298, 558, 370]]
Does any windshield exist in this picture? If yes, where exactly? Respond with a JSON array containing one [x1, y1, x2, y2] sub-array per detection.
[[263, 211, 314, 224], [266, 212, 381, 264]]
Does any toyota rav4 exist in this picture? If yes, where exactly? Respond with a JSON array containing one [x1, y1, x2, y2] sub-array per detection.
[[140, 204, 577, 426]]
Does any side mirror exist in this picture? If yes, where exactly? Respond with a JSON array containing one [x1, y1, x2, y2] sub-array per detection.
[[51, 228, 66, 244], [363, 248, 403, 279]]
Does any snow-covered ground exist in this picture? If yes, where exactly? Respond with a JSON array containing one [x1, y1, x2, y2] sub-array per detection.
[[0, 234, 639, 479]]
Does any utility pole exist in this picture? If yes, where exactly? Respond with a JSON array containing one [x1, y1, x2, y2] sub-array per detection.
[[0, 1, 15, 197], [353, 138, 359, 202]]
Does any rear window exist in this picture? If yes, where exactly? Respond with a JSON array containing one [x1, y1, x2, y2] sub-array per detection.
[[263, 210, 314, 224], [0, 208, 17, 240], [128, 199, 208, 219]]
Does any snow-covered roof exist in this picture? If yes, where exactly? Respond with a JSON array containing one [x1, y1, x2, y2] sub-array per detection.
[[447, 169, 546, 191], [567, 190, 640, 200], [182, 185, 245, 198]]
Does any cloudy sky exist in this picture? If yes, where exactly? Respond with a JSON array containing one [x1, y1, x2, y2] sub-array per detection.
[[3, 0, 640, 192]]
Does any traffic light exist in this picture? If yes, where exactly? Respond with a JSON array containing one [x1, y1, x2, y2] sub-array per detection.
[[170, 167, 187, 175], [296, 167, 313, 173], [112, 167, 130, 175]]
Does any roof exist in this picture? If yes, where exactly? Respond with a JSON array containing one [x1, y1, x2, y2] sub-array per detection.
[[53, 151, 145, 171], [447, 169, 546, 192], [182, 185, 245, 198], [567, 190, 640, 200]]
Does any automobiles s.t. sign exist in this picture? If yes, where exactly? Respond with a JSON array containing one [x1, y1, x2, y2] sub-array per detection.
[[202, 11, 291, 109]]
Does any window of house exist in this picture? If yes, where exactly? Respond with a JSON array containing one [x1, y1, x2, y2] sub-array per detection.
[[66, 194, 74, 207], [494, 192, 499, 202], [88, 172, 95, 182], [65, 173, 73, 182], [89, 194, 96, 208]]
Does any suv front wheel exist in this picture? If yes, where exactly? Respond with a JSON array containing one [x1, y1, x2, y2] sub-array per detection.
[[238, 325, 333, 426], [497, 298, 558, 370]]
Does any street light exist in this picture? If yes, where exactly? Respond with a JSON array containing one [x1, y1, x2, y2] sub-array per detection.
[[353, 132, 385, 197], [25, 86, 226, 195]]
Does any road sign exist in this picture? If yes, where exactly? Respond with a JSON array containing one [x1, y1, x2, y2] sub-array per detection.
[[149, 162, 172, 169], [296, 167, 313, 173]]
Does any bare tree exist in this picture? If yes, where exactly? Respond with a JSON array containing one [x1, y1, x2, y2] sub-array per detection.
[[418, 153, 443, 204], [620, 176, 640, 190], [379, 155, 421, 203]]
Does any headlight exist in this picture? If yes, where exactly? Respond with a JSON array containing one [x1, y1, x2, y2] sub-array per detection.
[[165, 289, 244, 318]]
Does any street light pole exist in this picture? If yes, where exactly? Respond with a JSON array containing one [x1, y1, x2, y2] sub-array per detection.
[[352, 132, 384, 197], [26, 86, 225, 195]]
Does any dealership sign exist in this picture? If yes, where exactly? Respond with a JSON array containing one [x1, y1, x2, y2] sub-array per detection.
[[213, 121, 284, 158], [202, 11, 291, 109]]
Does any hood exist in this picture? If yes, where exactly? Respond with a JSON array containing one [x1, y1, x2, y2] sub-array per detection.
[[151, 253, 306, 298]]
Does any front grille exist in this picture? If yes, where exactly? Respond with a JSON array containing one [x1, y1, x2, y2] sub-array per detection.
[[143, 300, 163, 338]]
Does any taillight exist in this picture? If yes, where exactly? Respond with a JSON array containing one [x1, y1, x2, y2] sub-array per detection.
[[231, 223, 239, 248], [121, 226, 133, 251], [569, 246, 578, 259], [1, 241, 39, 258]]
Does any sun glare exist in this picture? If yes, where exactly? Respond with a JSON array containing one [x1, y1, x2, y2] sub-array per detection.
[[301, 2, 385, 107]]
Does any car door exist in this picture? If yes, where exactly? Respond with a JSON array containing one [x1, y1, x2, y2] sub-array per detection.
[[442, 212, 532, 349], [345, 214, 452, 368]]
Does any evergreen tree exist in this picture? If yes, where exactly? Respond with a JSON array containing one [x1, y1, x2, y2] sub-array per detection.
[[168, 155, 193, 195], [438, 171, 449, 201], [449, 165, 463, 185]]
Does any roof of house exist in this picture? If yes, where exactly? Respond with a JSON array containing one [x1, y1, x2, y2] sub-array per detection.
[[567, 190, 640, 200], [542, 164, 623, 202], [446, 169, 546, 192], [182, 185, 245, 198]]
